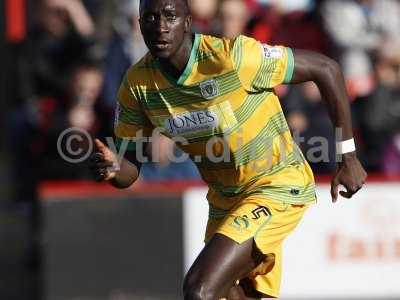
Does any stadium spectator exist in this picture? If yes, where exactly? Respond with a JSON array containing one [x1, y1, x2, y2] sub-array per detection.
[[20, 0, 96, 102], [10, 63, 107, 182], [321, 0, 400, 99], [383, 134, 400, 176], [214, 0, 249, 38], [43, 63, 109, 179], [359, 42, 400, 172], [269, 0, 326, 53], [67, 65, 106, 132], [246, 2, 281, 43], [189, 0, 218, 33], [246, 0, 325, 53]]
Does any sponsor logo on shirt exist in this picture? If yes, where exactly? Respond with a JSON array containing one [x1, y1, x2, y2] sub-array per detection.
[[164, 110, 219, 135], [261, 44, 283, 59]]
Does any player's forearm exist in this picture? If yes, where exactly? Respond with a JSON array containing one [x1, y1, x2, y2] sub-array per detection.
[[109, 158, 140, 189], [313, 59, 354, 141], [291, 49, 354, 141]]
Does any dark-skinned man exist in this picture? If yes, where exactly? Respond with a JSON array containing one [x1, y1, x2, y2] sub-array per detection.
[[89, 0, 367, 298]]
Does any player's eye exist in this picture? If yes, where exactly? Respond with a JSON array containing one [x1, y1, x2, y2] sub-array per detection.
[[144, 14, 156, 22], [165, 13, 176, 21]]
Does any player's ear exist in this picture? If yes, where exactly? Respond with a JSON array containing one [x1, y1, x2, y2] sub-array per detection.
[[184, 15, 192, 33]]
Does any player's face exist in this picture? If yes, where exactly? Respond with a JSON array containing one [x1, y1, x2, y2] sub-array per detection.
[[139, 0, 191, 59]]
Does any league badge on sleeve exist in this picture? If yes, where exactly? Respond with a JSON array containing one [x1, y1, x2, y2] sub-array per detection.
[[261, 44, 283, 59], [200, 79, 219, 99]]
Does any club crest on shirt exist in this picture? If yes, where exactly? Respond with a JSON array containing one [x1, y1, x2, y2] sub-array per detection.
[[200, 79, 219, 99], [261, 44, 283, 59]]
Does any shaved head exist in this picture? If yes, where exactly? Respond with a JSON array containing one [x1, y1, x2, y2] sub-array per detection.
[[140, 0, 190, 15]]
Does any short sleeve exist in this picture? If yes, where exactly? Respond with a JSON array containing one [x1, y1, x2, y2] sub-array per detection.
[[231, 35, 294, 92], [114, 72, 154, 151]]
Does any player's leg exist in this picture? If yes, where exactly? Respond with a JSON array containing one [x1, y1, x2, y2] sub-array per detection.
[[188, 197, 311, 299], [183, 233, 270, 300]]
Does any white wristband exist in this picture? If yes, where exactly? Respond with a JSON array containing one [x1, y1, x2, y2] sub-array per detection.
[[336, 138, 356, 155]]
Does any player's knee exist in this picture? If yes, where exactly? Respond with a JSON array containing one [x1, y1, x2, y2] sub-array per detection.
[[183, 285, 216, 300], [183, 275, 217, 300]]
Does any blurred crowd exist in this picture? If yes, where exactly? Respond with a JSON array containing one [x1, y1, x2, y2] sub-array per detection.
[[8, 0, 400, 195]]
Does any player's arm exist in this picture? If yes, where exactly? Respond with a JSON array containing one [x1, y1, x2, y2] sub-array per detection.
[[290, 49, 367, 202], [89, 139, 141, 189], [93, 66, 154, 188]]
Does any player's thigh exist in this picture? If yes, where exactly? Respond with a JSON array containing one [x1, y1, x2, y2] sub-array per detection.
[[183, 233, 265, 298]]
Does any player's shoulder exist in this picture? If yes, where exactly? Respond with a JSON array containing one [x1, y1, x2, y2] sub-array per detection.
[[200, 34, 243, 55], [231, 35, 289, 62], [231, 34, 263, 52], [201, 34, 263, 57], [198, 34, 249, 71], [124, 52, 156, 86], [200, 34, 232, 53]]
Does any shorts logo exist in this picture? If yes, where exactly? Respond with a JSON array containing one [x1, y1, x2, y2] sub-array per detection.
[[164, 110, 219, 136], [232, 215, 250, 231], [251, 206, 271, 220], [290, 188, 300, 195], [261, 44, 283, 59], [200, 79, 219, 99]]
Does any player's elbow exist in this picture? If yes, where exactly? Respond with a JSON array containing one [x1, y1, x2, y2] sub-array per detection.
[[109, 175, 137, 189], [110, 181, 133, 189], [317, 56, 341, 82]]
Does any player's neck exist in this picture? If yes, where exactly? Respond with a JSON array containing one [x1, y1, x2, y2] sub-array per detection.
[[158, 33, 194, 80]]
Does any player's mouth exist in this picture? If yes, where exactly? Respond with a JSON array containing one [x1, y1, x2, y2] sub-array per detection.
[[153, 40, 170, 50]]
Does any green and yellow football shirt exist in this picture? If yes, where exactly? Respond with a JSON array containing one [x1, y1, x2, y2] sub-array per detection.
[[114, 34, 316, 209]]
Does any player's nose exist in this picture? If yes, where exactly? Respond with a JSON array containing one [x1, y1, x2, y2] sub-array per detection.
[[154, 16, 169, 33]]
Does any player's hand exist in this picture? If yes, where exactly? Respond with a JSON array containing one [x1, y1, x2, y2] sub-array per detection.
[[331, 152, 367, 202], [89, 139, 120, 182]]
